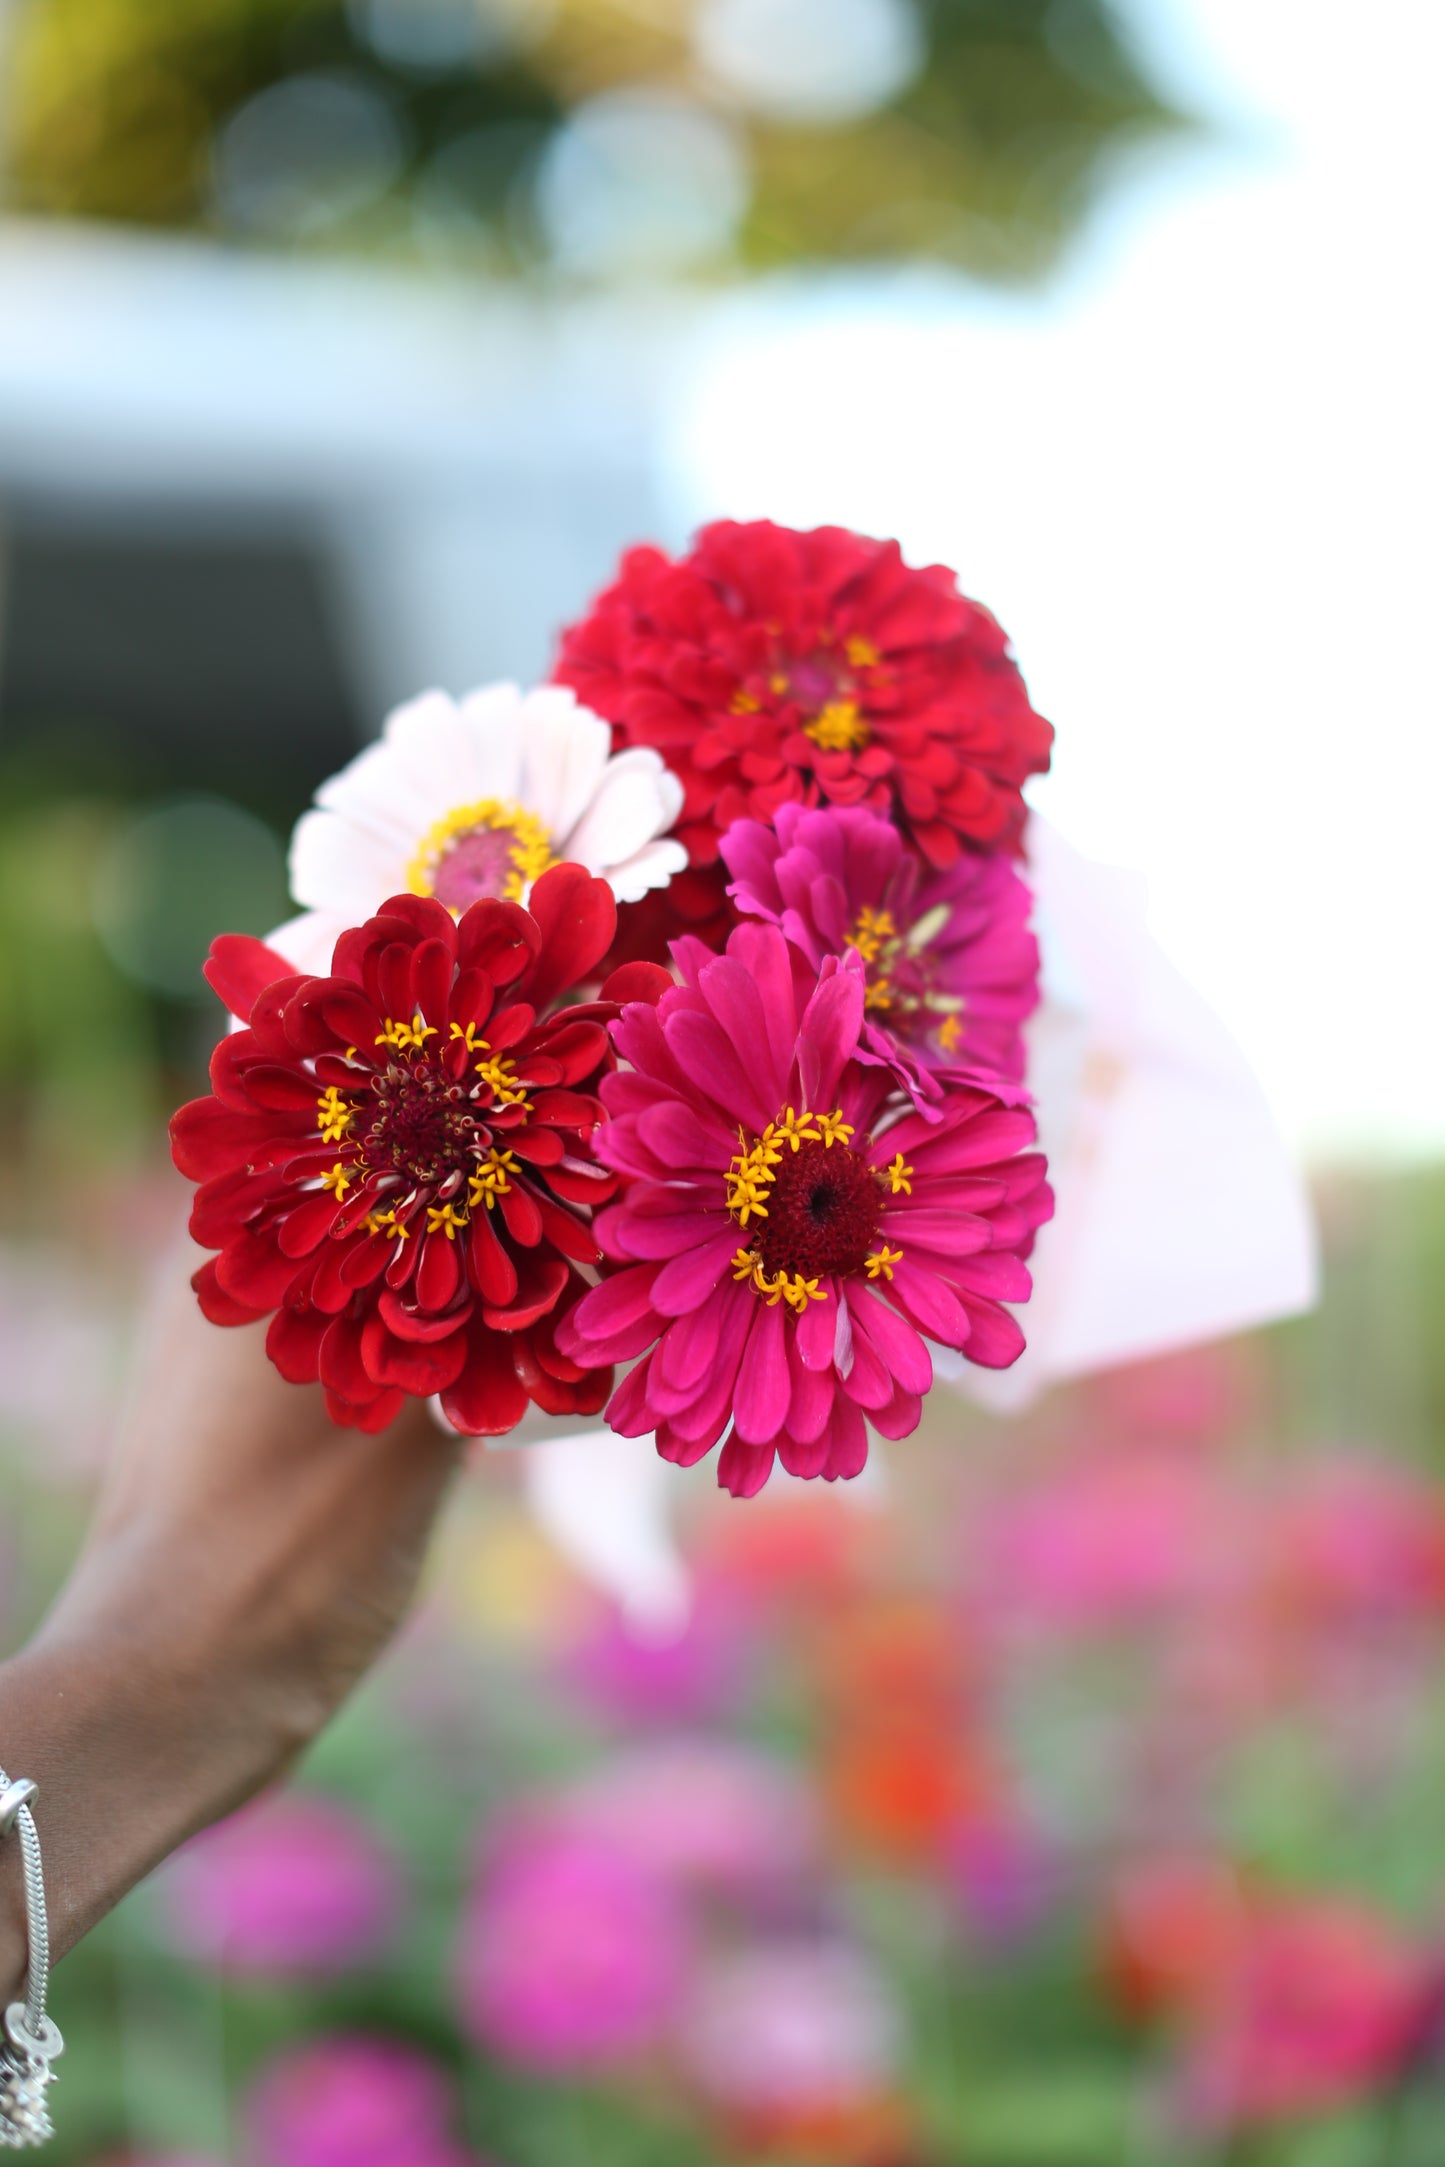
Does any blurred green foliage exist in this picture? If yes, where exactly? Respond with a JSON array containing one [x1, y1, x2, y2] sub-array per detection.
[[1, 0, 1186, 280]]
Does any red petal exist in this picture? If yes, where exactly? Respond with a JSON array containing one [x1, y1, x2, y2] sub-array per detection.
[[361, 1315, 467, 1395], [600, 961, 672, 1006], [457, 898, 540, 985], [204, 934, 297, 1022], [466, 1208, 519, 1308], [524, 863, 616, 1009], [170, 1099, 294, 1183], [215, 1230, 303, 1311], [192, 1256, 267, 1326], [481, 1252, 568, 1331], [438, 1323, 529, 1436], [266, 1302, 328, 1383]]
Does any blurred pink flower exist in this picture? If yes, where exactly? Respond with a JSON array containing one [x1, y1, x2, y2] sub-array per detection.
[[679, 1938, 903, 2115], [457, 1818, 693, 2073], [1265, 1456, 1445, 1617], [972, 1451, 1239, 1628], [556, 1587, 754, 1725], [1180, 1900, 1421, 2127], [247, 2034, 476, 2167], [943, 1813, 1057, 1945], [563, 1740, 819, 1898], [1090, 1343, 1256, 1442], [158, 1793, 401, 1978]]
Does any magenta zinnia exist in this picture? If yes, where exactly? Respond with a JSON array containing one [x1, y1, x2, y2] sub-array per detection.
[[721, 802, 1040, 1080], [556, 922, 1053, 1497], [170, 867, 669, 1435]]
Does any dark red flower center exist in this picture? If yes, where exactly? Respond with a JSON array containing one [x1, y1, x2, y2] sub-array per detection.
[[753, 1137, 883, 1280], [366, 1063, 480, 1185]]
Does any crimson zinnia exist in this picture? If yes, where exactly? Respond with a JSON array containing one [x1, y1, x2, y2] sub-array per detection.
[[554, 520, 1053, 892], [170, 867, 668, 1435], [556, 921, 1053, 1497]]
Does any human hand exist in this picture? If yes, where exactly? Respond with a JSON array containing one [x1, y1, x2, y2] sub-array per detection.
[[0, 1228, 464, 1993]]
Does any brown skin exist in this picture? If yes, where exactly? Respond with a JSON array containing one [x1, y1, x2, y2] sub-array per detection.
[[0, 1241, 464, 1998]]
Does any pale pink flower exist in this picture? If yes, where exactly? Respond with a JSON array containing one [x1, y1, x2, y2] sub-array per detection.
[[562, 1740, 819, 1897]]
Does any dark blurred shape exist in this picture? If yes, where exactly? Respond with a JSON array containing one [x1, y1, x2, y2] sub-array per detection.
[[0, 518, 361, 827], [1, 0, 1186, 282]]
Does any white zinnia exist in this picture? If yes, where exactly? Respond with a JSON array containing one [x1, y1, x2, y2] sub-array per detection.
[[266, 681, 687, 973]]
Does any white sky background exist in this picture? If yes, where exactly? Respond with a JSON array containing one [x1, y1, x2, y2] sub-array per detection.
[[664, 0, 1444, 1160]]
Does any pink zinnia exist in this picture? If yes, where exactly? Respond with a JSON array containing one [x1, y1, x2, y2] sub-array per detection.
[[456, 1819, 692, 2073], [721, 803, 1039, 1079], [557, 922, 1052, 1497], [157, 1793, 400, 1979], [247, 2034, 475, 2167]]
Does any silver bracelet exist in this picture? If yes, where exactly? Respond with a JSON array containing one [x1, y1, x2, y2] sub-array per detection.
[[0, 1771, 62, 2148]]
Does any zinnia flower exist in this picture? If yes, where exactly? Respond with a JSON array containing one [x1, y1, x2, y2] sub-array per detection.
[[170, 867, 670, 1435], [157, 1793, 400, 1977], [554, 520, 1052, 892], [456, 1818, 693, 2073], [722, 802, 1039, 1079], [247, 2034, 478, 2167], [556, 921, 1052, 1497], [267, 683, 687, 976]]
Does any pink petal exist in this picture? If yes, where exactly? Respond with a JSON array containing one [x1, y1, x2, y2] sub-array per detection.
[[847, 1283, 933, 1397], [717, 1429, 777, 1498], [732, 1297, 792, 1445], [651, 1228, 741, 1317]]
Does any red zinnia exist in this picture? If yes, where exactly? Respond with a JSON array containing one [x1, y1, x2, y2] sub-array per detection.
[[170, 867, 668, 1436], [554, 520, 1052, 892], [556, 921, 1052, 1498]]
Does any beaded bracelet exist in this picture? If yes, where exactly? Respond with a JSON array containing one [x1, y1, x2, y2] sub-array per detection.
[[0, 1772, 62, 2148]]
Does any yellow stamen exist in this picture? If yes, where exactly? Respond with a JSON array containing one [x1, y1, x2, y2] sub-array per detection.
[[866, 1244, 903, 1281], [885, 1154, 914, 1196], [845, 905, 896, 967], [729, 689, 760, 714], [426, 1201, 469, 1241], [468, 1149, 519, 1212], [320, 1161, 354, 1200], [316, 1086, 354, 1143], [771, 1106, 822, 1153], [814, 1108, 855, 1148], [732, 1247, 826, 1314], [937, 1014, 962, 1056], [804, 700, 870, 754], [406, 797, 554, 907], [475, 1052, 529, 1108], [375, 1013, 436, 1053], [371, 1209, 411, 1242], [449, 1020, 488, 1055], [863, 977, 894, 1013], [844, 635, 880, 670]]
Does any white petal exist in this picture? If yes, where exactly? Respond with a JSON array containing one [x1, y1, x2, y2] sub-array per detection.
[[309, 742, 426, 853], [516, 685, 612, 839], [381, 686, 497, 808], [565, 759, 680, 874], [524, 1428, 691, 1631], [289, 807, 409, 916], [456, 681, 528, 803], [264, 909, 351, 977], [605, 838, 689, 904]]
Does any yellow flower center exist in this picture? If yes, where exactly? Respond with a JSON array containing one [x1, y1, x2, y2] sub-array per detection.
[[803, 700, 871, 754], [406, 798, 555, 910]]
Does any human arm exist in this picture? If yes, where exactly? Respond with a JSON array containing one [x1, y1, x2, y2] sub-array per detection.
[[0, 1238, 463, 1996]]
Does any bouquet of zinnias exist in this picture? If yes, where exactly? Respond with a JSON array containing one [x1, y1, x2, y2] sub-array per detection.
[[171, 523, 1055, 1495]]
